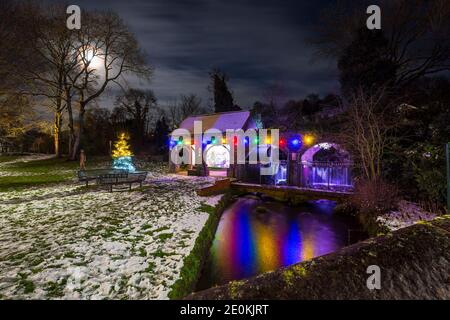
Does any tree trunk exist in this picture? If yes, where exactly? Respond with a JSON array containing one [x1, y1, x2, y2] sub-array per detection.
[[66, 91, 75, 159], [70, 104, 85, 160], [53, 110, 62, 158]]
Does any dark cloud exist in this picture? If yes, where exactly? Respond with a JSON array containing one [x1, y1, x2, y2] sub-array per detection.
[[49, 0, 339, 107]]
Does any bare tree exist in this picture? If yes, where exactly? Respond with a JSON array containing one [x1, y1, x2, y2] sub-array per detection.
[[0, 1, 41, 142], [68, 11, 151, 159], [179, 94, 203, 119], [167, 94, 205, 128], [340, 88, 395, 180], [114, 88, 156, 143], [17, 4, 80, 157], [313, 0, 450, 88], [0, 94, 34, 137], [0, 1, 40, 93]]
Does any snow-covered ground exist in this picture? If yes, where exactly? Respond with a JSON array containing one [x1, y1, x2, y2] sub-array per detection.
[[377, 200, 438, 231], [0, 159, 219, 299]]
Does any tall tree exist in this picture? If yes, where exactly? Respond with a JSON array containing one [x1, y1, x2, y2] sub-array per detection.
[[114, 88, 156, 146], [338, 28, 397, 98], [25, 5, 78, 157], [0, 1, 41, 142], [314, 0, 450, 90], [209, 69, 240, 113], [154, 116, 170, 153], [69, 11, 151, 160]]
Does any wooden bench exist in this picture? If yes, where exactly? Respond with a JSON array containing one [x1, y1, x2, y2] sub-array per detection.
[[96, 171, 148, 192]]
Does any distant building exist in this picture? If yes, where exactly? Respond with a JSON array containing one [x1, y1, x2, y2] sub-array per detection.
[[0, 137, 16, 154]]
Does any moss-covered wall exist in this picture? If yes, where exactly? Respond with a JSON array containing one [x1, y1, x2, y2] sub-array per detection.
[[168, 193, 232, 299]]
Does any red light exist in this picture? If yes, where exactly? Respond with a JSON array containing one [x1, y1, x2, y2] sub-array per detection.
[[280, 139, 286, 146], [233, 136, 238, 146]]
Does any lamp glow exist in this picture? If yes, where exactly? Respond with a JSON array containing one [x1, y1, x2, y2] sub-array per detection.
[[304, 134, 314, 146]]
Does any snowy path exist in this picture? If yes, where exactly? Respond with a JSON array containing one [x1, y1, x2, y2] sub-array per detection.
[[0, 165, 219, 300]]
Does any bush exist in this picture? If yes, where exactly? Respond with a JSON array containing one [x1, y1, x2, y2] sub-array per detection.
[[351, 179, 399, 235], [351, 179, 399, 215], [409, 144, 446, 206]]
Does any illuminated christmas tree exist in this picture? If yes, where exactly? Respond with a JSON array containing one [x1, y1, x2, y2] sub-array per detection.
[[112, 133, 136, 172]]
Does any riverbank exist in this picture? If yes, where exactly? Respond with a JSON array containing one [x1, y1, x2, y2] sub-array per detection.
[[168, 193, 232, 299]]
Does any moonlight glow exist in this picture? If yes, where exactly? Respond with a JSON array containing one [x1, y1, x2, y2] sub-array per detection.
[[84, 49, 103, 69]]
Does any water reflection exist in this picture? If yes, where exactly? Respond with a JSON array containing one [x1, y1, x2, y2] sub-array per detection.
[[197, 196, 362, 290]]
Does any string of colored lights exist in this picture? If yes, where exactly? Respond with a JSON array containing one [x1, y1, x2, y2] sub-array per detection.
[[169, 133, 316, 149]]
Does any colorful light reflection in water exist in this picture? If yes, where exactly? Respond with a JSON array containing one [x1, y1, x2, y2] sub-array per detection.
[[197, 197, 362, 290]]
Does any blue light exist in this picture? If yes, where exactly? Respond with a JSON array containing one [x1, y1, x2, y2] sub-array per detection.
[[112, 156, 136, 172], [288, 134, 303, 152]]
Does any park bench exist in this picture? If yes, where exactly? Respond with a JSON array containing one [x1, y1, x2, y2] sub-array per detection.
[[77, 170, 107, 186], [96, 171, 148, 192]]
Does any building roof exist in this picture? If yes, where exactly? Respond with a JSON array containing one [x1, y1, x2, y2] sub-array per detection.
[[178, 111, 254, 132]]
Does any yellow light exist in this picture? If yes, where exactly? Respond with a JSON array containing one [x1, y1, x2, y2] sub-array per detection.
[[265, 137, 271, 144], [222, 137, 227, 144], [304, 134, 315, 146], [112, 133, 133, 158], [185, 139, 191, 145]]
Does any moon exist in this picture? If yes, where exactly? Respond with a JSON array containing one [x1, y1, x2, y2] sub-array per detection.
[[85, 49, 103, 70]]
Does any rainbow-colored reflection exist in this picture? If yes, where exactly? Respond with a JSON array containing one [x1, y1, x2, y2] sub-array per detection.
[[197, 197, 360, 290]]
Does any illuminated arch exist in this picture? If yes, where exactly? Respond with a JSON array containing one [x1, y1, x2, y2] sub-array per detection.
[[205, 145, 231, 169], [301, 143, 353, 189]]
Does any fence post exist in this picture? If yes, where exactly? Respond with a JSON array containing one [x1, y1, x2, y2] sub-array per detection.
[[446, 142, 450, 214]]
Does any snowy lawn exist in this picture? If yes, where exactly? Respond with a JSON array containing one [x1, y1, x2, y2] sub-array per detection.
[[0, 156, 220, 299]]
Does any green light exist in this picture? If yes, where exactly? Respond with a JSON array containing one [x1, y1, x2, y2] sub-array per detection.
[[254, 137, 259, 144]]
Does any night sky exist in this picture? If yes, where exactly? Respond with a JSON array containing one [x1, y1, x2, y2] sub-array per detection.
[[49, 0, 339, 108]]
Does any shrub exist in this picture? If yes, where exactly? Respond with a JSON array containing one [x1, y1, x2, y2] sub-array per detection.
[[351, 179, 399, 235], [351, 179, 399, 215]]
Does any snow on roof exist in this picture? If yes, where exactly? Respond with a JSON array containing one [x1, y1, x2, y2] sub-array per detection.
[[178, 111, 254, 132]]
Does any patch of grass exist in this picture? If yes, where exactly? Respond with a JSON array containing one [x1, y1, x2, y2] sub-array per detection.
[[151, 249, 175, 258], [153, 226, 170, 233], [144, 262, 156, 273], [45, 278, 67, 298], [29, 257, 45, 267], [0, 156, 109, 191], [168, 193, 231, 300], [6, 156, 107, 173], [198, 203, 216, 215], [63, 251, 76, 259], [0, 174, 70, 192], [141, 223, 152, 230], [139, 247, 147, 257], [157, 233, 173, 242], [0, 155, 20, 163], [18, 274, 35, 294]]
